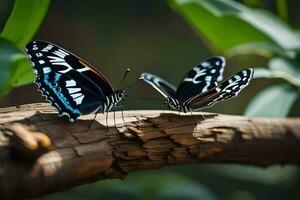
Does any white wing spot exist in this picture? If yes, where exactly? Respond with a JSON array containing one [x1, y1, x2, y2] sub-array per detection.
[[36, 52, 43, 57], [71, 93, 82, 99], [74, 95, 84, 105], [48, 55, 72, 73], [67, 88, 81, 94], [43, 67, 51, 74], [202, 62, 210, 67], [42, 44, 54, 52], [205, 76, 212, 81], [39, 60, 45, 64], [77, 68, 89, 72], [65, 80, 85, 105], [65, 80, 76, 87], [33, 44, 38, 51], [53, 49, 69, 58]]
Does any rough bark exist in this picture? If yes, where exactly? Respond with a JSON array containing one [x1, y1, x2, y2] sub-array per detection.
[[0, 103, 300, 199]]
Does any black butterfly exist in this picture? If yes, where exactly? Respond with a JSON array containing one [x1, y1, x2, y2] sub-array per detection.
[[140, 56, 253, 112], [26, 41, 126, 122]]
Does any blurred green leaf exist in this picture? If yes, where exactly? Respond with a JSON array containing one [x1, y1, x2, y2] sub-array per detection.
[[170, 0, 300, 52], [245, 83, 298, 117], [1, 0, 50, 49], [268, 57, 300, 77], [0, 0, 50, 96], [228, 42, 289, 58], [276, 0, 288, 22], [243, 0, 262, 7], [210, 165, 298, 186], [11, 56, 34, 87], [0, 38, 28, 96], [155, 181, 216, 200], [252, 68, 272, 78], [252, 58, 300, 88], [253, 67, 300, 88]]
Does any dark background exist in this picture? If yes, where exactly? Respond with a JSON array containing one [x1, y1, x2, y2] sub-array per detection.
[[1, 0, 300, 199]]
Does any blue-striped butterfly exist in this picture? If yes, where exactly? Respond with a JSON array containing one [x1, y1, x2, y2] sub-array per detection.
[[26, 41, 126, 122], [140, 56, 253, 112]]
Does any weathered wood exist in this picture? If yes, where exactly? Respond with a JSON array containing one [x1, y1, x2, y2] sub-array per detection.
[[0, 103, 300, 200]]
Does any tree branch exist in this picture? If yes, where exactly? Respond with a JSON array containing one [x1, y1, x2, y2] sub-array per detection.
[[0, 103, 300, 199]]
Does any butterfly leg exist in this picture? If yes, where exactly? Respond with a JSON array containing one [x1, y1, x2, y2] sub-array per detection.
[[201, 114, 206, 121], [190, 110, 198, 130], [113, 109, 117, 129], [121, 109, 126, 124], [117, 105, 126, 124], [106, 112, 109, 132], [161, 103, 165, 114], [178, 111, 184, 121], [111, 105, 126, 124], [89, 107, 102, 129]]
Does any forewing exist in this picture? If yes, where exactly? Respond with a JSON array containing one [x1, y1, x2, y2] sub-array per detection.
[[176, 56, 225, 102], [140, 73, 176, 98], [26, 40, 114, 97], [187, 68, 253, 110], [26, 41, 110, 121]]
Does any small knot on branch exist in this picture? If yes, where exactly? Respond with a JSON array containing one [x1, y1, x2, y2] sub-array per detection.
[[6, 123, 52, 159]]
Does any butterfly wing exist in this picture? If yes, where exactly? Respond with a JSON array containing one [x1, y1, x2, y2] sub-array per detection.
[[176, 56, 225, 102], [26, 41, 114, 96], [186, 68, 253, 110], [26, 41, 112, 121], [139, 73, 176, 98]]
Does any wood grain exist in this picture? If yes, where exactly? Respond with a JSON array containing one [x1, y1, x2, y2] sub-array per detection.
[[0, 103, 300, 199]]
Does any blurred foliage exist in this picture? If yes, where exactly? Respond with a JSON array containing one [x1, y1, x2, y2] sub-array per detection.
[[39, 165, 300, 200], [0, 0, 50, 96], [0, 0, 299, 199], [170, 0, 300, 117]]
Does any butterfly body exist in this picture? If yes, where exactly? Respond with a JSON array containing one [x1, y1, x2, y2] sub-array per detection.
[[26, 41, 125, 122], [165, 97, 190, 113], [140, 57, 253, 112]]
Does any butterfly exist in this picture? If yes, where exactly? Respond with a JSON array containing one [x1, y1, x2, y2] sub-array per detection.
[[25, 40, 126, 122], [140, 56, 253, 113]]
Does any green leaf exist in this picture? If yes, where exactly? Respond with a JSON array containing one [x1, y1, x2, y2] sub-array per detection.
[[0, 38, 26, 96], [245, 84, 299, 117], [0, 0, 50, 96], [227, 41, 290, 58], [243, 0, 262, 7], [156, 183, 216, 200], [210, 164, 299, 186], [170, 0, 300, 52], [253, 67, 300, 88], [268, 57, 300, 77], [276, 0, 289, 22], [252, 68, 272, 78], [11, 57, 34, 87], [1, 0, 51, 49]]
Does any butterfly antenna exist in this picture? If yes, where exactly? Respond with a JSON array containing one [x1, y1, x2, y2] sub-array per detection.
[[118, 68, 130, 89]]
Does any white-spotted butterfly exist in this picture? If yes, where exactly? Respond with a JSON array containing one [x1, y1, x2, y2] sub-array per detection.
[[26, 41, 126, 122], [140, 56, 253, 112]]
